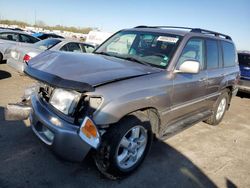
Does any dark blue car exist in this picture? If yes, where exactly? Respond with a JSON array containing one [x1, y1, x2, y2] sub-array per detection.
[[238, 51, 250, 93]]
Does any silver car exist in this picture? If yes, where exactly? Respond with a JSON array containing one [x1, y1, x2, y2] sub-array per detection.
[[6, 38, 95, 72], [0, 29, 40, 62], [5, 26, 240, 179]]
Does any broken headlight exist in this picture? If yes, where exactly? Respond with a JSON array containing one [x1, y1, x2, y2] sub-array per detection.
[[49, 88, 81, 115]]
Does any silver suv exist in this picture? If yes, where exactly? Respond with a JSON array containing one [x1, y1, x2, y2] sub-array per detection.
[[6, 26, 240, 179]]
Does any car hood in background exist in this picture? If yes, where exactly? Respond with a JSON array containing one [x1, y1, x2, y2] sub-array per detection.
[[24, 51, 162, 92]]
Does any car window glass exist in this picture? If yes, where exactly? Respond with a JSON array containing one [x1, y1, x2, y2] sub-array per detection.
[[20, 34, 39, 43], [60, 44, 69, 51], [206, 40, 219, 69], [222, 41, 236, 67], [178, 38, 204, 68], [0, 32, 19, 42], [66, 43, 81, 52], [106, 34, 136, 54], [81, 44, 95, 53], [34, 38, 61, 50], [96, 31, 182, 69], [238, 54, 250, 66]]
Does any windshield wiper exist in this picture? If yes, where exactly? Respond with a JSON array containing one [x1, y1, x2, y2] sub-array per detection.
[[95, 52, 151, 67], [94, 52, 112, 56], [119, 56, 151, 67]]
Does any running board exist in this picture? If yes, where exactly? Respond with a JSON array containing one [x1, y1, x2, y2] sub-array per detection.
[[159, 110, 212, 140]]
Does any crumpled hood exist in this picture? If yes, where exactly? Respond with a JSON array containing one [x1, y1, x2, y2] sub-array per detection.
[[25, 51, 161, 92]]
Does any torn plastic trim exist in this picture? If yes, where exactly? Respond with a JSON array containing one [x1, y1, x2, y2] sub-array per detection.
[[5, 102, 32, 121], [24, 65, 95, 93]]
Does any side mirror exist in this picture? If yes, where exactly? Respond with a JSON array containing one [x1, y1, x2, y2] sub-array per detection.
[[174, 60, 200, 74]]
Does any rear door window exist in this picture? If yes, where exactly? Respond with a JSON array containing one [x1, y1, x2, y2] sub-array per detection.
[[60, 44, 69, 51], [206, 40, 219, 69], [61, 43, 81, 53], [222, 41, 236, 67]]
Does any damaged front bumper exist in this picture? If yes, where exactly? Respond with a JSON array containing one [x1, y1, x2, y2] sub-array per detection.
[[5, 91, 100, 162], [30, 94, 99, 161]]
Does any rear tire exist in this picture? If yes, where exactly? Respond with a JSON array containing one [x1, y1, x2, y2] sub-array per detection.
[[0, 53, 3, 63], [205, 89, 229, 125], [93, 112, 153, 179]]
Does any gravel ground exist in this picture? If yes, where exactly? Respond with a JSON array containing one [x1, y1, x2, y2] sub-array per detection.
[[0, 64, 250, 188]]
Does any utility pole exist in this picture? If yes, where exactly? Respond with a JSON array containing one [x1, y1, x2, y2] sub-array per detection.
[[34, 10, 37, 26]]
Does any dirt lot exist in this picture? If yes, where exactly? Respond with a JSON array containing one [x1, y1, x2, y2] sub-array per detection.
[[0, 64, 250, 188]]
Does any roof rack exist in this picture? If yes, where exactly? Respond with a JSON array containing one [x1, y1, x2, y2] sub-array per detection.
[[135, 25, 193, 30], [134, 26, 232, 40], [191, 28, 232, 40]]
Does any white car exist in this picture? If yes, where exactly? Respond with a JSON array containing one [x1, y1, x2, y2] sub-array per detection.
[[0, 29, 40, 62], [6, 38, 95, 72]]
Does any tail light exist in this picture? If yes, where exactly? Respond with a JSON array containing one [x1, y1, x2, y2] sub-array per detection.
[[23, 54, 31, 63]]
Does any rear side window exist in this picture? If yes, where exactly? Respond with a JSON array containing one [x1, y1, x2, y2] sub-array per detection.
[[222, 41, 236, 67], [33, 38, 61, 50], [19, 34, 39, 43], [61, 43, 82, 53], [206, 40, 219, 69]]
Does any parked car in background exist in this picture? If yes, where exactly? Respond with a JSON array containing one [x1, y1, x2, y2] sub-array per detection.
[[32, 32, 64, 40], [0, 27, 25, 32], [6, 38, 95, 72], [238, 51, 250, 93], [5, 26, 240, 179], [85, 30, 113, 46], [0, 30, 40, 62]]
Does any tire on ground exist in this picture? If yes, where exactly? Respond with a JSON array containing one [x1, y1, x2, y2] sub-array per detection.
[[204, 89, 230, 126], [0, 53, 3, 63], [93, 111, 153, 179]]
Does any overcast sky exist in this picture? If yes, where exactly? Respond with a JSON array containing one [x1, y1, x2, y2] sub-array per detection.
[[0, 0, 249, 50]]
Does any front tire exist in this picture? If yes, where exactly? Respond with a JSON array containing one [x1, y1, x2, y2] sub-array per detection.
[[205, 89, 230, 125], [93, 112, 153, 179]]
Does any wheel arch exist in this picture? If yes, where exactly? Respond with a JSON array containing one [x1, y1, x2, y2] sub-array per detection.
[[95, 106, 161, 136]]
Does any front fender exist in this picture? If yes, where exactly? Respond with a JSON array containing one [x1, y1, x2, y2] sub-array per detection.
[[92, 87, 171, 125]]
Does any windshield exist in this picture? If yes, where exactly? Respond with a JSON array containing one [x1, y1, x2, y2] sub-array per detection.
[[33, 38, 61, 50], [95, 30, 182, 68]]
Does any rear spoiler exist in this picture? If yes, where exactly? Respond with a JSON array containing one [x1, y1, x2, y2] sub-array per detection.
[[24, 65, 94, 92]]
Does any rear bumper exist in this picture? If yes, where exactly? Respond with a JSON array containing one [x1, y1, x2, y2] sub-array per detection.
[[30, 94, 92, 162], [238, 79, 250, 93], [7, 58, 26, 73]]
